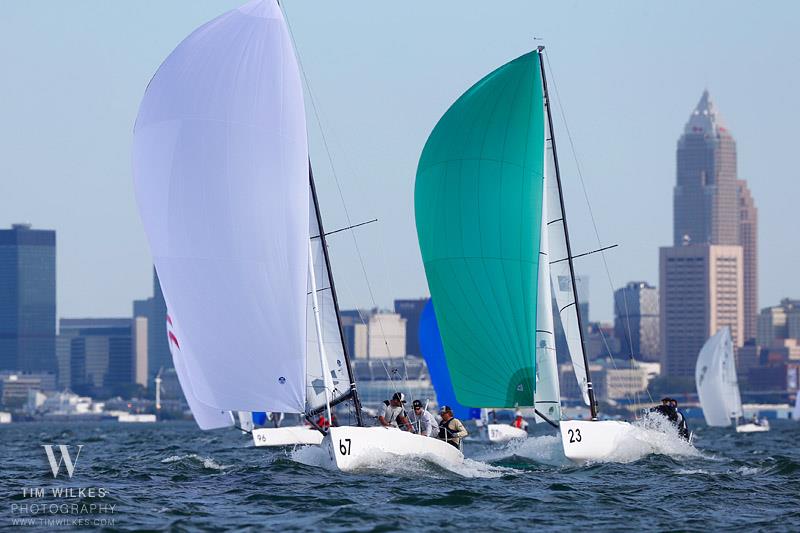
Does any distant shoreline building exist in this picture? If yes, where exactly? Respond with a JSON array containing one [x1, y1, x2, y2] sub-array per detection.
[[614, 282, 659, 362], [660, 244, 743, 378], [0, 224, 56, 375]]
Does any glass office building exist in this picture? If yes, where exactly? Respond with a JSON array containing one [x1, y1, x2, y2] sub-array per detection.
[[0, 224, 56, 374]]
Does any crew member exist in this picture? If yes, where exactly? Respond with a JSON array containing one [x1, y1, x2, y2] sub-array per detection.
[[410, 400, 437, 437], [438, 405, 468, 448], [670, 399, 690, 440], [379, 392, 413, 431], [651, 397, 678, 423], [512, 410, 529, 431]]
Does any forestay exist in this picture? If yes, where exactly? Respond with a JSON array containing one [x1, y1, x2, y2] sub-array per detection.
[[415, 51, 545, 407], [695, 327, 742, 426], [133, 0, 309, 412], [544, 115, 590, 406], [166, 314, 234, 430], [305, 192, 353, 412]]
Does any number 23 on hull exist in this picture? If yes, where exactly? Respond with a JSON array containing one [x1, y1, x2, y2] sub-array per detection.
[[559, 420, 635, 462]]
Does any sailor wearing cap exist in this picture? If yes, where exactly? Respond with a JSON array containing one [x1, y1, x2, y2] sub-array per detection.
[[437, 405, 468, 448], [410, 400, 438, 437], [378, 392, 413, 431]]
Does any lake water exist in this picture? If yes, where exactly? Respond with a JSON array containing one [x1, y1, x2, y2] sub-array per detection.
[[2, 419, 799, 531]]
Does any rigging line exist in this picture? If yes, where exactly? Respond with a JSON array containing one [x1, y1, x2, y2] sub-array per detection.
[[549, 244, 619, 265], [312, 219, 379, 239], [282, 4, 411, 405], [543, 50, 653, 407]]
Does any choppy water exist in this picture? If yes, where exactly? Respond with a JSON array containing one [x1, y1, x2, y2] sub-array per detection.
[[2, 419, 799, 531]]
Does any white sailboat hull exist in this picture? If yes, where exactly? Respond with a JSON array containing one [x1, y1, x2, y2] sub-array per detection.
[[252, 426, 324, 447], [321, 426, 463, 472], [560, 420, 635, 462], [487, 424, 528, 443], [735, 422, 770, 433]]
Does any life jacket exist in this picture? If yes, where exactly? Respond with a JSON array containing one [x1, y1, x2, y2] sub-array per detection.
[[438, 418, 457, 440], [513, 417, 523, 428]]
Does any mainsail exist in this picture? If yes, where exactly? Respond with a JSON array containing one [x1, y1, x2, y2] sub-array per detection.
[[133, 0, 309, 412], [544, 123, 590, 406], [415, 51, 545, 407], [695, 327, 743, 427], [166, 314, 233, 430], [305, 180, 354, 414], [533, 174, 562, 421]]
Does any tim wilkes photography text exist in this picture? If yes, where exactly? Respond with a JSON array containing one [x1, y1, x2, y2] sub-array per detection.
[[8, 444, 117, 529]]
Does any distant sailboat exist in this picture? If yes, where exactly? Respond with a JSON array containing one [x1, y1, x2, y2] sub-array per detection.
[[793, 393, 800, 422], [133, 0, 463, 469], [695, 327, 769, 433], [415, 47, 636, 462]]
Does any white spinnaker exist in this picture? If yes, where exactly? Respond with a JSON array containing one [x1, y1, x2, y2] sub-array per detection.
[[544, 120, 590, 406], [533, 164, 562, 422], [133, 0, 309, 412], [305, 195, 352, 412], [695, 327, 743, 426], [167, 315, 233, 431]]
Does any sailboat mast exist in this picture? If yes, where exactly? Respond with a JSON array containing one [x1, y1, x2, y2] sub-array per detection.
[[309, 165, 365, 426], [537, 46, 598, 420]]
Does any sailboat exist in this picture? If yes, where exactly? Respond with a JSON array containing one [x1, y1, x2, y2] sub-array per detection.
[[695, 327, 769, 433], [414, 47, 636, 462], [133, 0, 462, 470]]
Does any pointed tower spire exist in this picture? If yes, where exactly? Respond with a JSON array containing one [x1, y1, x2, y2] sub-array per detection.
[[685, 89, 726, 135]]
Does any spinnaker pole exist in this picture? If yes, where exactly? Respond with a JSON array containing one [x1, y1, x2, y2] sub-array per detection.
[[537, 46, 598, 419]]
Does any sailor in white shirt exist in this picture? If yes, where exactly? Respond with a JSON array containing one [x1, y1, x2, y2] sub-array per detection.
[[378, 392, 413, 431], [410, 399, 438, 437]]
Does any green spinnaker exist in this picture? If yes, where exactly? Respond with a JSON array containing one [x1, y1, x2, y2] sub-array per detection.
[[414, 51, 544, 408]]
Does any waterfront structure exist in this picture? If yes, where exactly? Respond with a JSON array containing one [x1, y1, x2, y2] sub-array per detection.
[[57, 318, 134, 396], [671, 91, 758, 341], [614, 282, 659, 361], [351, 357, 435, 411], [366, 312, 406, 359], [0, 224, 56, 374], [660, 244, 744, 378], [340, 308, 407, 359], [0, 371, 56, 407], [758, 299, 800, 346], [394, 298, 429, 357]]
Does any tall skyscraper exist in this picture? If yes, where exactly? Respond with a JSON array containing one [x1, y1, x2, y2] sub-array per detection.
[[0, 224, 56, 374], [737, 180, 758, 341], [614, 282, 659, 361], [672, 90, 758, 340], [660, 244, 743, 378]]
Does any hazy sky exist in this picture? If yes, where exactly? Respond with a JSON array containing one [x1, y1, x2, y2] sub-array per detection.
[[1, 1, 798, 323]]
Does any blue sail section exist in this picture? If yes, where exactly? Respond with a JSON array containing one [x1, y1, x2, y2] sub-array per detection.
[[419, 300, 481, 420]]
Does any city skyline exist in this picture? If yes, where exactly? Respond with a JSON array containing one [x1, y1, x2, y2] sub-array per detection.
[[1, 1, 798, 323]]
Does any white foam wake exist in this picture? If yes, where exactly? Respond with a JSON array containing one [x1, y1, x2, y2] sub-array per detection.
[[161, 453, 229, 471], [599, 415, 703, 463]]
